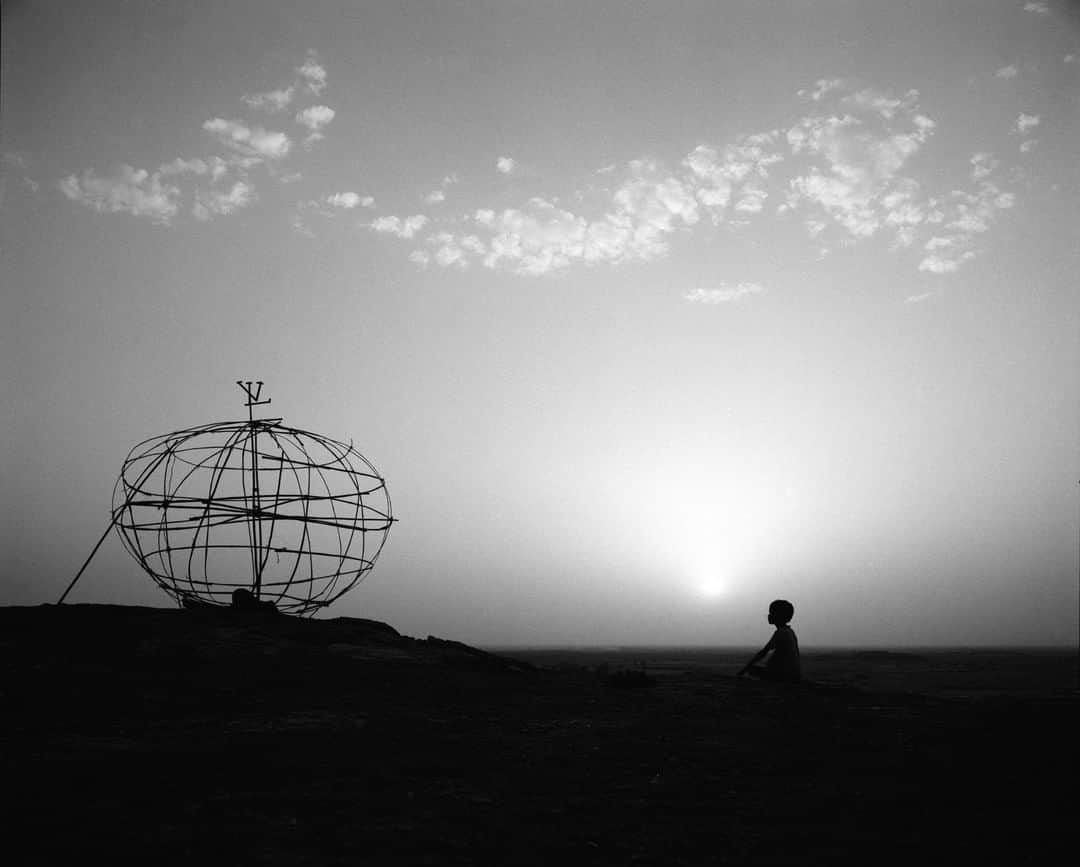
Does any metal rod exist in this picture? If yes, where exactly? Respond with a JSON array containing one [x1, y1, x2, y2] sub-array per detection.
[[237, 381, 271, 599], [250, 405, 263, 598], [58, 518, 118, 604]]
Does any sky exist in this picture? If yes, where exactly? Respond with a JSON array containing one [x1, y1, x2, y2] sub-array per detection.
[[2, 0, 1078, 647]]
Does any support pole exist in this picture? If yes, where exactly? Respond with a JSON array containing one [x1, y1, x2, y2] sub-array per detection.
[[237, 380, 271, 599], [58, 518, 118, 604]]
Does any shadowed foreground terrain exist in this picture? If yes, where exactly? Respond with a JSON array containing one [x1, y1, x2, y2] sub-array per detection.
[[3, 604, 1074, 865]]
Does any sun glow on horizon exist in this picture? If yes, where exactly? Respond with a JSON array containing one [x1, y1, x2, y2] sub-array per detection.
[[634, 463, 795, 605], [697, 579, 729, 600]]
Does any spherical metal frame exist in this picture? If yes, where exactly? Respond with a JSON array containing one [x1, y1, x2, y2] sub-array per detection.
[[111, 418, 393, 615]]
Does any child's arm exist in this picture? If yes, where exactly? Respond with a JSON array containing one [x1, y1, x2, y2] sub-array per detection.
[[737, 635, 775, 676]]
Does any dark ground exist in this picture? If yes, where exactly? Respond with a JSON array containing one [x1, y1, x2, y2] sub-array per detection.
[[2, 604, 1075, 865]]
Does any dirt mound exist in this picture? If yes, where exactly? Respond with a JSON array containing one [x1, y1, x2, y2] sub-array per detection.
[[0, 602, 532, 673]]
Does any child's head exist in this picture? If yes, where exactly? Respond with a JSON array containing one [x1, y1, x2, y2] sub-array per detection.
[[768, 599, 794, 626]]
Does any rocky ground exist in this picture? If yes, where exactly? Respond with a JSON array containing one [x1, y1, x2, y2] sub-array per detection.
[[2, 604, 1075, 865]]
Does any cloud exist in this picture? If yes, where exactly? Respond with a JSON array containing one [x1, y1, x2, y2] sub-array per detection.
[[1014, 113, 1040, 134], [326, 192, 373, 209], [369, 214, 428, 239], [292, 191, 375, 234], [295, 105, 335, 147], [297, 53, 327, 94], [799, 78, 845, 101], [1066, 54, 1077, 64], [685, 283, 765, 304], [905, 292, 933, 304], [157, 156, 231, 184], [366, 78, 1018, 280], [296, 105, 335, 132], [841, 87, 919, 120], [916, 174, 1015, 273], [496, 156, 516, 174], [58, 165, 181, 223], [1019, 139, 1039, 153], [203, 118, 292, 160], [919, 241, 975, 274], [424, 232, 470, 268], [969, 152, 997, 181], [425, 190, 446, 204], [192, 181, 254, 221], [995, 65, 1019, 80], [1023, 2, 1049, 15], [244, 51, 327, 115], [683, 133, 783, 222], [734, 182, 768, 213], [473, 200, 588, 274], [783, 85, 938, 246], [59, 52, 344, 227], [609, 160, 700, 257], [419, 162, 703, 275], [243, 87, 295, 112]]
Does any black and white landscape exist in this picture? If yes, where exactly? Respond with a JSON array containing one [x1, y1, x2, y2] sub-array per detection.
[[2, 3, 1077, 863]]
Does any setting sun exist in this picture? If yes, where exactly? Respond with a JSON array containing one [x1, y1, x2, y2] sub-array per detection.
[[697, 580, 729, 600]]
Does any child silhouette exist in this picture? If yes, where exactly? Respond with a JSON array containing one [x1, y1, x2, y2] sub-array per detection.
[[737, 599, 801, 683]]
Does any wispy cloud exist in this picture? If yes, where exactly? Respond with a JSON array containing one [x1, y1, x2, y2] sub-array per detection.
[[905, 291, 934, 304], [61, 52, 333, 226], [58, 165, 181, 224], [917, 157, 1015, 274], [496, 156, 516, 174], [244, 49, 329, 114], [372, 79, 1019, 279], [243, 86, 295, 112], [969, 153, 997, 180], [295, 105, 335, 147], [422, 160, 705, 276], [995, 65, 1019, 79], [471, 200, 586, 274], [370, 214, 429, 239], [421, 231, 473, 268], [1023, 2, 1050, 16], [785, 87, 937, 243], [203, 118, 292, 160], [192, 181, 254, 221], [326, 192, 372, 209], [297, 53, 328, 95], [292, 190, 375, 236], [423, 173, 461, 204], [685, 283, 765, 304], [158, 156, 229, 181], [683, 133, 783, 221], [799, 78, 845, 102], [1014, 113, 1040, 134]]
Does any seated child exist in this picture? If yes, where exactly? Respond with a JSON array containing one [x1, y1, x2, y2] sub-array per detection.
[[737, 599, 801, 683]]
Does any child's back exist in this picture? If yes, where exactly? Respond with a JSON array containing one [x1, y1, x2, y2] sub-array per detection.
[[765, 623, 801, 682], [738, 599, 802, 684]]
